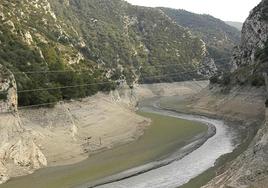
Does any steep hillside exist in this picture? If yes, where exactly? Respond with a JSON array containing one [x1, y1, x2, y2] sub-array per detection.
[[0, 0, 115, 107], [211, 0, 268, 87], [231, 0, 268, 85], [0, 0, 216, 107], [0, 67, 48, 184], [0, 65, 17, 112], [203, 0, 268, 187], [159, 8, 241, 71]]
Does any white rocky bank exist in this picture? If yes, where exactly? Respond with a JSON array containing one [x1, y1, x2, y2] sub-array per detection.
[[0, 65, 208, 185], [0, 66, 47, 184], [0, 76, 150, 184]]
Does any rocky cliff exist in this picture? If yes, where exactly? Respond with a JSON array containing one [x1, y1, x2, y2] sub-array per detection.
[[233, 0, 268, 67], [0, 69, 47, 184], [0, 65, 17, 113], [210, 0, 268, 87], [203, 0, 268, 187], [227, 0, 268, 86]]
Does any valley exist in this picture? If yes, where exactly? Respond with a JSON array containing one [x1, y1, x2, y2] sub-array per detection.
[[0, 0, 268, 187], [0, 82, 210, 188], [0, 80, 263, 188]]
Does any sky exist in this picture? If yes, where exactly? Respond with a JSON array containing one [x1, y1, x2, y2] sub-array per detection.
[[125, 0, 262, 22]]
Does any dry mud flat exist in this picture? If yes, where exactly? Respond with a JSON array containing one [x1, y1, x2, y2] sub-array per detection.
[[164, 85, 267, 188], [2, 80, 263, 188], [136, 84, 267, 188], [18, 93, 151, 167], [89, 101, 235, 188], [0, 92, 150, 184], [0, 81, 208, 184], [17, 81, 210, 169]]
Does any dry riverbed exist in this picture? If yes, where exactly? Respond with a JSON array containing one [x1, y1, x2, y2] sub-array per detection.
[[0, 81, 209, 186], [1, 81, 262, 188], [0, 106, 208, 188]]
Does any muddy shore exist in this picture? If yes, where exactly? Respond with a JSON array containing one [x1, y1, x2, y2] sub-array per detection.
[[80, 101, 217, 188]]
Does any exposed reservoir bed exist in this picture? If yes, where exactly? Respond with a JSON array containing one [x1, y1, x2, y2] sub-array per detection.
[[0, 101, 208, 188], [93, 97, 238, 188]]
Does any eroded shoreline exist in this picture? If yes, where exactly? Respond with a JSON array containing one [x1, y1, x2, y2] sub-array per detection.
[[0, 97, 209, 188], [79, 99, 226, 188]]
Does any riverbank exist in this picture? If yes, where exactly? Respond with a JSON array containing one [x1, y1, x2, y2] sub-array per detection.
[[95, 84, 265, 188], [92, 99, 236, 188], [79, 105, 216, 188], [0, 81, 209, 186], [0, 92, 151, 184], [0, 109, 208, 188], [158, 85, 266, 188], [158, 96, 258, 188]]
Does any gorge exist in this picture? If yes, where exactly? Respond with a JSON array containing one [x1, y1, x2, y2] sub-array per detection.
[[0, 0, 268, 188]]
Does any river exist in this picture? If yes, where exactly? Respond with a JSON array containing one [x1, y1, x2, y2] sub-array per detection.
[[0, 96, 241, 188], [92, 97, 237, 188]]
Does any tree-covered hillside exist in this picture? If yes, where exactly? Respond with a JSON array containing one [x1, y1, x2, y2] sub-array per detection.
[[49, 0, 214, 82], [0, 0, 220, 107], [160, 8, 241, 71]]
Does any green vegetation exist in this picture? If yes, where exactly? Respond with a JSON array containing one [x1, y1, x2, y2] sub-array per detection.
[[0, 0, 216, 106], [0, 0, 124, 107], [159, 8, 241, 71], [224, 1, 268, 87], [256, 40, 268, 63], [209, 72, 231, 86], [50, 0, 208, 83], [0, 91, 8, 101], [0, 111, 207, 188], [210, 38, 268, 88], [0, 23, 112, 106], [250, 74, 265, 87], [210, 70, 266, 87]]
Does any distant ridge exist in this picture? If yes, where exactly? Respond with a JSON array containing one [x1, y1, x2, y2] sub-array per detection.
[[159, 8, 241, 71], [225, 21, 243, 31]]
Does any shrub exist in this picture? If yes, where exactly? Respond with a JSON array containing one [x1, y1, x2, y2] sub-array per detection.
[[209, 75, 220, 84], [0, 91, 7, 101], [221, 73, 231, 85], [251, 74, 265, 87]]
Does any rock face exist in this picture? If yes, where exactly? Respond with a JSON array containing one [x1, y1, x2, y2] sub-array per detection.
[[211, 0, 268, 86], [232, 0, 268, 67], [0, 65, 17, 113], [0, 66, 47, 184], [0, 67, 151, 184], [203, 0, 268, 187]]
